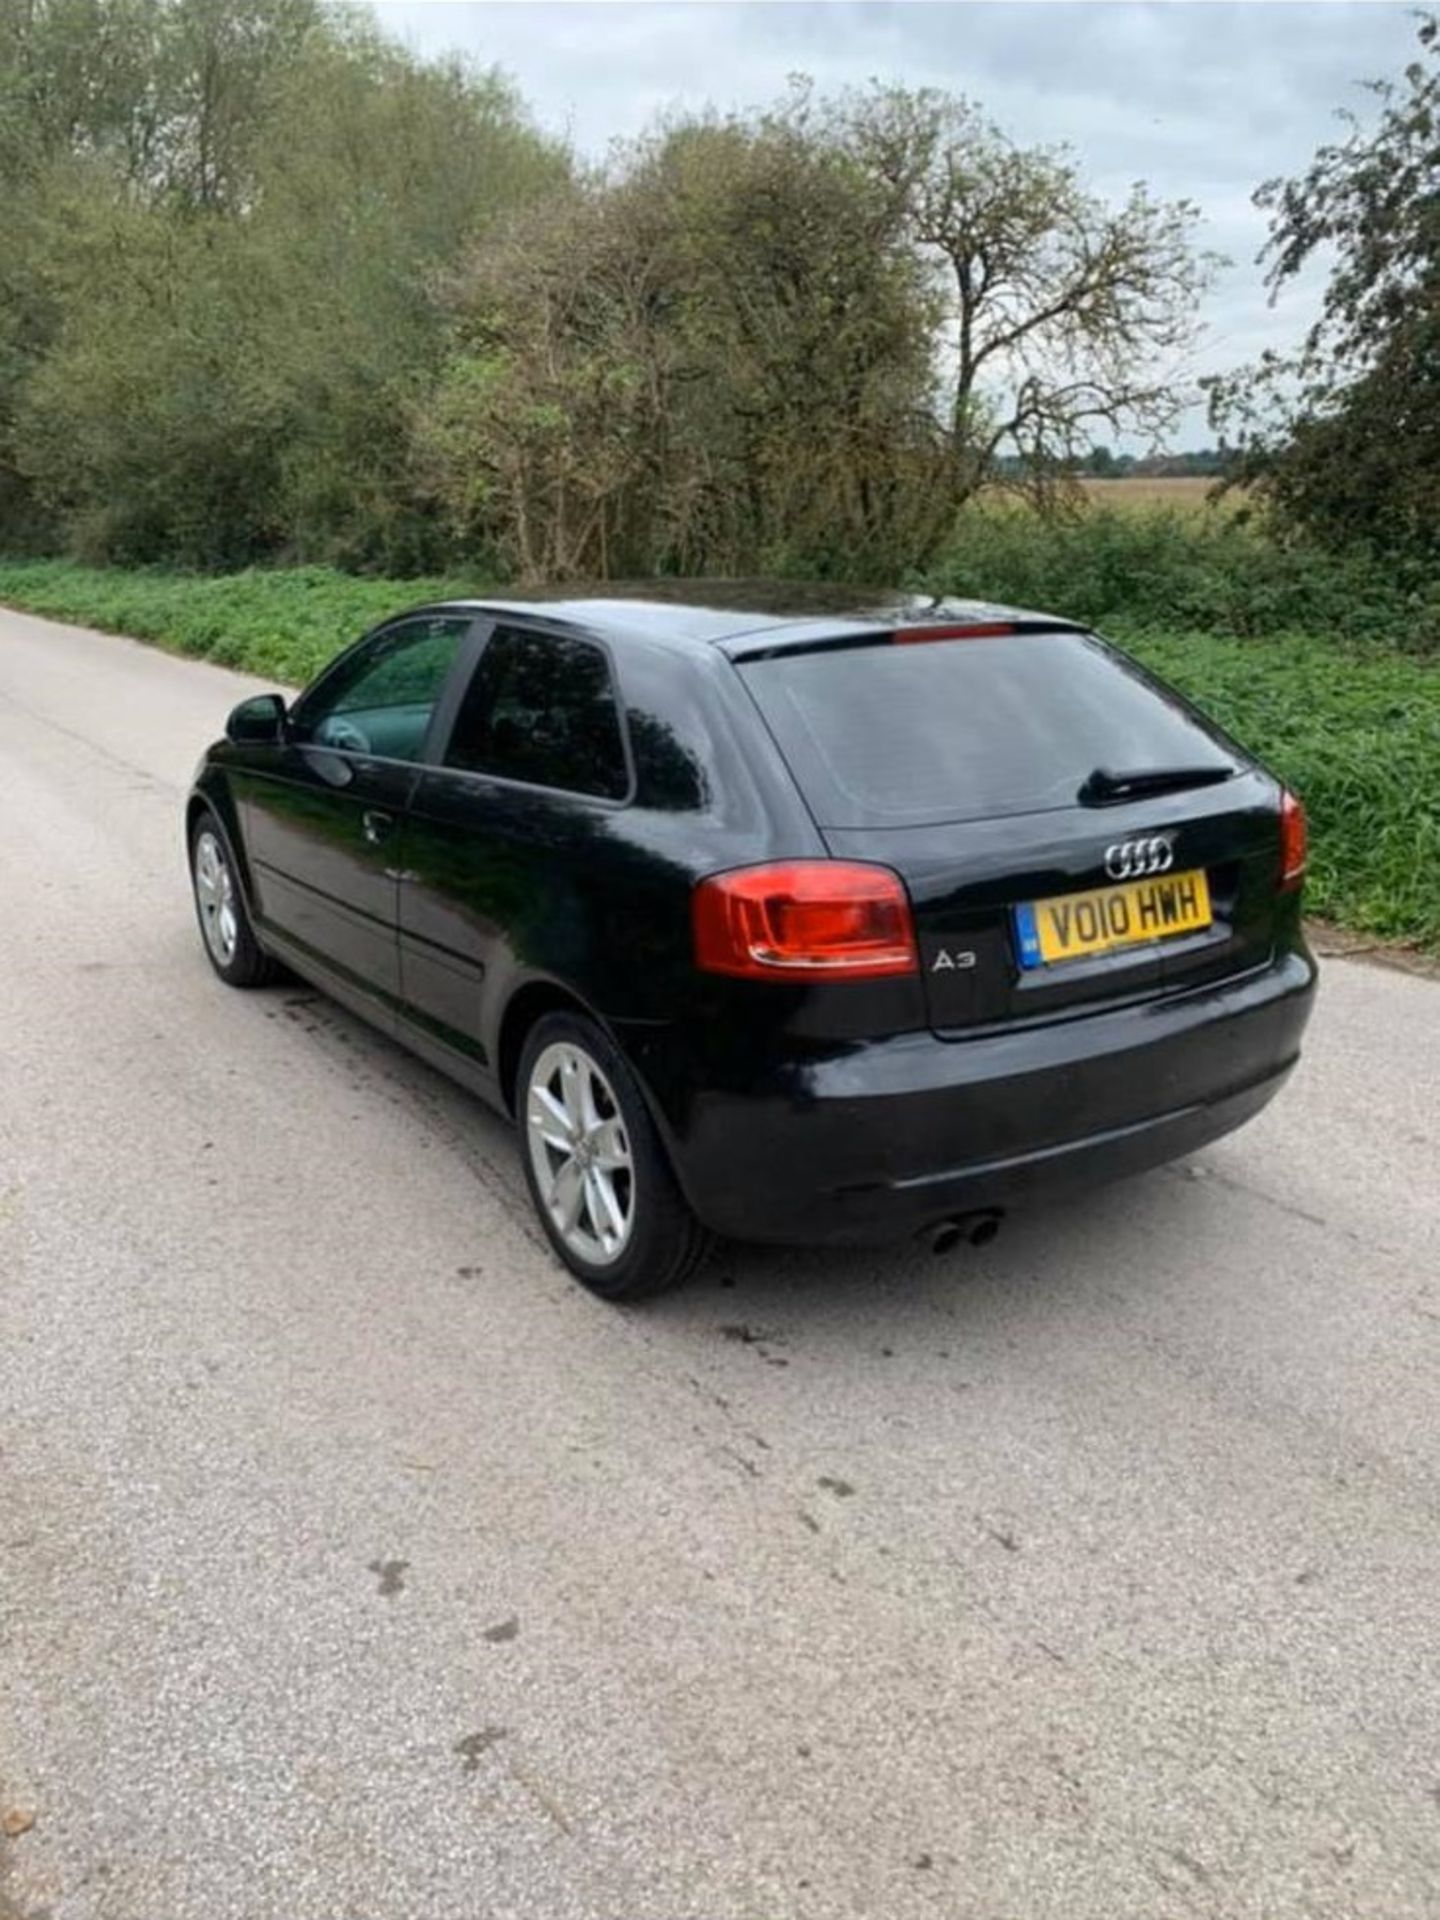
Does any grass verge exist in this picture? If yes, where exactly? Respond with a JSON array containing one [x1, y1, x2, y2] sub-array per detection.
[[0, 559, 489, 685], [1, 555, 1436, 946], [1119, 630, 1437, 945]]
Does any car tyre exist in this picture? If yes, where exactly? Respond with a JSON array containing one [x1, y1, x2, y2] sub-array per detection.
[[517, 1011, 710, 1301], [189, 811, 276, 988]]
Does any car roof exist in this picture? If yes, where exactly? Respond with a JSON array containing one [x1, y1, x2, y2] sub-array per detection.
[[400, 580, 1075, 656]]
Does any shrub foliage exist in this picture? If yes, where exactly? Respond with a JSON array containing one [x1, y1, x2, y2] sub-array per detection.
[[1208, 15, 1440, 563], [1, 2, 1209, 578]]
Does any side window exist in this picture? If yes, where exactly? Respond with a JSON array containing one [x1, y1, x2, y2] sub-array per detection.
[[295, 616, 469, 763], [444, 626, 630, 801]]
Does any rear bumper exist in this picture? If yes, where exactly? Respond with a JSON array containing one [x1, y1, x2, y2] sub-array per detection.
[[622, 948, 1317, 1246]]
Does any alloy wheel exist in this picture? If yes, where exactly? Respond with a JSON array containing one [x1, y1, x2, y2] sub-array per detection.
[[193, 829, 239, 968], [524, 1040, 635, 1266]]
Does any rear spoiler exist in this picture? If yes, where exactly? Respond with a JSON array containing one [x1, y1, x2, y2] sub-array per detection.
[[726, 618, 1086, 664]]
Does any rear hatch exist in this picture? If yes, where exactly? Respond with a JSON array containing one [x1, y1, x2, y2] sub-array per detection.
[[737, 625, 1288, 1034]]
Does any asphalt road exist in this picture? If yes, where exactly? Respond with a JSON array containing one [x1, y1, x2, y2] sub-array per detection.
[[2, 604, 1438, 1920]]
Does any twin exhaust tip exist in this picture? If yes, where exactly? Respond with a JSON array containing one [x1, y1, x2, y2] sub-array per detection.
[[924, 1210, 1004, 1256]]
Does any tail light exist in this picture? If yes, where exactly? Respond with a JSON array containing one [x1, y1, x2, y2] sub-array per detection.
[[693, 861, 918, 980], [1279, 788, 1307, 890]]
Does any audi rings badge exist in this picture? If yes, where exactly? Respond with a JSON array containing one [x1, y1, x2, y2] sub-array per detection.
[[1103, 835, 1176, 881]]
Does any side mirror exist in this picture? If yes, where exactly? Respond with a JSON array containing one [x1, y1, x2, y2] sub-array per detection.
[[225, 693, 289, 746]]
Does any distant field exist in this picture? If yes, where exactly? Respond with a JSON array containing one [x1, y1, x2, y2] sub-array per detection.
[[981, 476, 1239, 515], [1080, 476, 1226, 510]]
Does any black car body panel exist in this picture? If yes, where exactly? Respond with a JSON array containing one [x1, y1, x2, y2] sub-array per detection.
[[618, 950, 1312, 1243], [823, 771, 1291, 1032], [189, 582, 1316, 1247]]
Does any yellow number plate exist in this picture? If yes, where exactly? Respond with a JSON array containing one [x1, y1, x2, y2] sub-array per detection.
[[1014, 869, 1212, 969]]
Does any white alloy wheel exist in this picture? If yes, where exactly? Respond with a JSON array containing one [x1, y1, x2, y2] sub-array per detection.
[[193, 829, 239, 967], [524, 1040, 636, 1266]]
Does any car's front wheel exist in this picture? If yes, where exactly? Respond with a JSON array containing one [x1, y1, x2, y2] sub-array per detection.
[[517, 1012, 710, 1300], [189, 812, 275, 988]]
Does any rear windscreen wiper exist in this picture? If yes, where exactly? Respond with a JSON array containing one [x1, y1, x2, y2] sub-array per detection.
[[1078, 763, 1234, 806]]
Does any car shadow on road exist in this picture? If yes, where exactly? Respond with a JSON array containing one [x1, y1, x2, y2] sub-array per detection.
[[243, 970, 1215, 1346], [641, 1167, 1214, 1361]]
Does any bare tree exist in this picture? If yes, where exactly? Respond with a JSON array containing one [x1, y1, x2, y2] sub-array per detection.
[[839, 85, 1218, 520]]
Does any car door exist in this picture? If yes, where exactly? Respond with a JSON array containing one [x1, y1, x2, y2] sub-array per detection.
[[396, 621, 633, 1076], [237, 613, 474, 1013]]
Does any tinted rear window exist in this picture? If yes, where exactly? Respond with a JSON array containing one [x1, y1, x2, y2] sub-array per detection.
[[740, 632, 1238, 828], [445, 625, 629, 800]]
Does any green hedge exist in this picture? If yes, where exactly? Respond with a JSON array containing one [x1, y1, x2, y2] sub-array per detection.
[[1121, 630, 1438, 943], [927, 506, 1440, 655]]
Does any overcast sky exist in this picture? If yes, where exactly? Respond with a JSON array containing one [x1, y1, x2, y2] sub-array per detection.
[[367, 1, 1417, 446]]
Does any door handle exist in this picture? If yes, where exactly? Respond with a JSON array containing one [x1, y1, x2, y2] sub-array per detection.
[[361, 809, 395, 845]]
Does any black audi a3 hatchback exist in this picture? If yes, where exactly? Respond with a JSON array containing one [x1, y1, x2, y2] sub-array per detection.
[[187, 583, 1316, 1298]]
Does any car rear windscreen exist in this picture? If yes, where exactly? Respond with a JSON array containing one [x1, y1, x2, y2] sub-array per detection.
[[739, 631, 1239, 828]]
